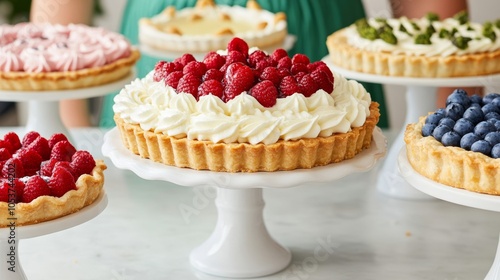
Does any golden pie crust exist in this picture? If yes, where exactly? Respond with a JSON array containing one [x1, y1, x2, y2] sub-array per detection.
[[0, 49, 140, 91], [114, 102, 380, 172], [327, 29, 500, 78], [0, 160, 107, 227], [405, 117, 500, 195]]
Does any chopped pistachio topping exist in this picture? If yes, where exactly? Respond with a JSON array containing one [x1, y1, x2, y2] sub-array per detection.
[[483, 22, 497, 42], [375, 18, 387, 24], [415, 33, 431, 45], [439, 28, 450, 39], [496, 19, 500, 29], [411, 21, 421, 31], [360, 26, 379, 40], [380, 30, 398, 44], [452, 36, 472, 49], [426, 24, 436, 35], [466, 25, 474, 31], [454, 10, 469, 25], [426, 12, 439, 22]]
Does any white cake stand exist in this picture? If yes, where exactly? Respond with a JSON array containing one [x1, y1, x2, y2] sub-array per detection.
[[139, 35, 297, 60], [0, 71, 135, 139], [0, 192, 108, 280], [398, 149, 500, 279], [102, 127, 386, 278], [323, 56, 500, 200]]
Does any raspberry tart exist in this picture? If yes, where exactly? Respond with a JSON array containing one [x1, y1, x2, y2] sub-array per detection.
[[113, 38, 380, 172], [327, 12, 500, 77], [0, 131, 106, 227], [0, 23, 140, 90], [405, 90, 500, 195], [139, 0, 287, 53]]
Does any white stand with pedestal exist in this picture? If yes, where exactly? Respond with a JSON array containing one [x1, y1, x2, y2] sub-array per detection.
[[0, 71, 135, 139], [102, 127, 386, 278], [0, 192, 107, 280], [398, 149, 500, 279], [324, 56, 500, 200]]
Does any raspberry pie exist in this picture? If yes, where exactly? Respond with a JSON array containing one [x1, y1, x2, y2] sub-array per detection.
[[0, 131, 106, 227], [113, 38, 380, 172]]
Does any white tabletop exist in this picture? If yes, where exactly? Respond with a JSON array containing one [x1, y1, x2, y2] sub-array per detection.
[[2, 127, 500, 280]]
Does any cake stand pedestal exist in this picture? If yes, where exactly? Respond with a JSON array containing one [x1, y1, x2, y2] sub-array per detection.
[[398, 149, 500, 279], [139, 35, 297, 60], [102, 127, 386, 278], [0, 71, 135, 139], [0, 192, 108, 280], [324, 56, 500, 200]]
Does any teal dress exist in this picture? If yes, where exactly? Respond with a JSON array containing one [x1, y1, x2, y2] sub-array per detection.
[[100, 0, 389, 128]]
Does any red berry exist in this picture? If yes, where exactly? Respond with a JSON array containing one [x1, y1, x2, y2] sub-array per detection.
[[198, 80, 224, 99], [48, 166, 77, 198], [249, 80, 278, 107], [277, 56, 292, 70], [153, 61, 168, 82], [248, 50, 267, 67], [174, 53, 196, 67], [3, 132, 21, 152], [277, 68, 291, 79], [48, 133, 69, 150], [165, 71, 184, 89], [306, 61, 327, 72], [311, 69, 334, 93], [299, 74, 319, 97], [203, 69, 224, 82], [23, 175, 51, 203], [279, 76, 301, 97], [224, 63, 254, 93], [54, 161, 76, 180], [40, 158, 58, 177], [223, 84, 246, 102], [183, 61, 207, 78], [50, 140, 76, 162], [259, 67, 281, 87], [177, 73, 202, 98], [315, 64, 334, 83], [291, 63, 308, 75], [271, 48, 288, 62], [28, 136, 50, 160], [226, 50, 247, 65], [0, 148, 11, 161], [0, 181, 8, 202], [16, 148, 42, 176], [1, 158, 24, 178], [22, 131, 40, 147], [70, 150, 96, 179], [203, 52, 226, 70], [1, 179, 25, 203], [227, 37, 249, 57], [0, 140, 13, 154], [292, 54, 310, 65], [255, 58, 273, 72]]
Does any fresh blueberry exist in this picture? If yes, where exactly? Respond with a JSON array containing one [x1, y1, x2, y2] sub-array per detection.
[[483, 93, 500, 104], [485, 112, 500, 120], [432, 124, 452, 141], [474, 121, 496, 138], [485, 131, 500, 146], [471, 140, 492, 156], [441, 131, 461, 146], [492, 143, 500, 158], [435, 108, 446, 115], [470, 94, 483, 105], [494, 120, 500, 131], [453, 118, 475, 136], [482, 103, 500, 115], [446, 90, 471, 107], [487, 118, 498, 125], [470, 103, 482, 109], [492, 97, 500, 107], [463, 106, 484, 124], [445, 103, 465, 121], [460, 132, 481, 150], [425, 112, 444, 125], [422, 123, 437, 137], [438, 117, 456, 128]]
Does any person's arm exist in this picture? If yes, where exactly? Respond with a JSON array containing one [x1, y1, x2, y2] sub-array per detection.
[[31, 0, 94, 127]]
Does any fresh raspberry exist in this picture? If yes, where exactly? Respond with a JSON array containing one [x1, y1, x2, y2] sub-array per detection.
[[315, 64, 334, 83], [15, 148, 42, 176], [203, 69, 224, 82], [54, 161, 76, 180], [203, 52, 226, 70], [306, 61, 327, 72], [0, 179, 25, 203], [223, 84, 246, 102], [183, 61, 207, 78], [277, 68, 291, 80], [256, 58, 273, 72], [198, 80, 224, 99], [0, 140, 13, 154], [50, 140, 77, 162], [13, 179, 25, 203], [291, 63, 308, 75], [248, 50, 267, 67], [40, 158, 58, 177], [311, 69, 334, 93], [154, 60, 167, 72], [294, 72, 307, 82], [23, 175, 51, 203], [277, 57, 292, 70], [48, 133, 69, 150], [249, 80, 278, 107], [279, 76, 301, 97], [3, 132, 21, 152], [177, 73, 202, 98], [174, 53, 196, 67], [259, 67, 281, 87], [292, 54, 310, 65], [227, 37, 249, 57], [225, 50, 247, 65], [271, 48, 288, 62], [299, 74, 320, 97], [48, 166, 77, 197], [224, 63, 254, 93], [22, 131, 40, 147], [0, 181, 7, 202], [0, 148, 11, 161], [165, 71, 184, 89], [70, 150, 96, 179], [27, 136, 50, 160], [1, 158, 24, 178], [153, 61, 168, 82]]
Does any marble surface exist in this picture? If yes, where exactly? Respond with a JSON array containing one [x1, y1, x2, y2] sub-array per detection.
[[2, 127, 500, 280]]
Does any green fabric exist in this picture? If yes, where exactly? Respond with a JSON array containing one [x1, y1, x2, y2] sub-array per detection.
[[100, 0, 389, 128]]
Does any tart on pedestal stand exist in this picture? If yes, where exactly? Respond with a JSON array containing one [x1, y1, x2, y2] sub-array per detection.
[[102, 127, 386, 278], [398, 149, 500, 280], [0, 71, 135, 139], [324, 57, 500, 200], [0, 192, 107, 280]]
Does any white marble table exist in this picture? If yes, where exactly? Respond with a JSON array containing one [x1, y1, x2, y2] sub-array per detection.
[[2, 127, 500, 280]]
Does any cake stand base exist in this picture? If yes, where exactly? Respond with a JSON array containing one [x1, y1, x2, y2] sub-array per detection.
[[486, 235, 500, 280]]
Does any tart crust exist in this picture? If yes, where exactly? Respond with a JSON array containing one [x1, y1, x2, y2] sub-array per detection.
[[327, 29, 500, 78], [404, 117, 500, 195], [114, 102, 380, 172], [0, 49, 140, 91], [0, 160, 107, 227]]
